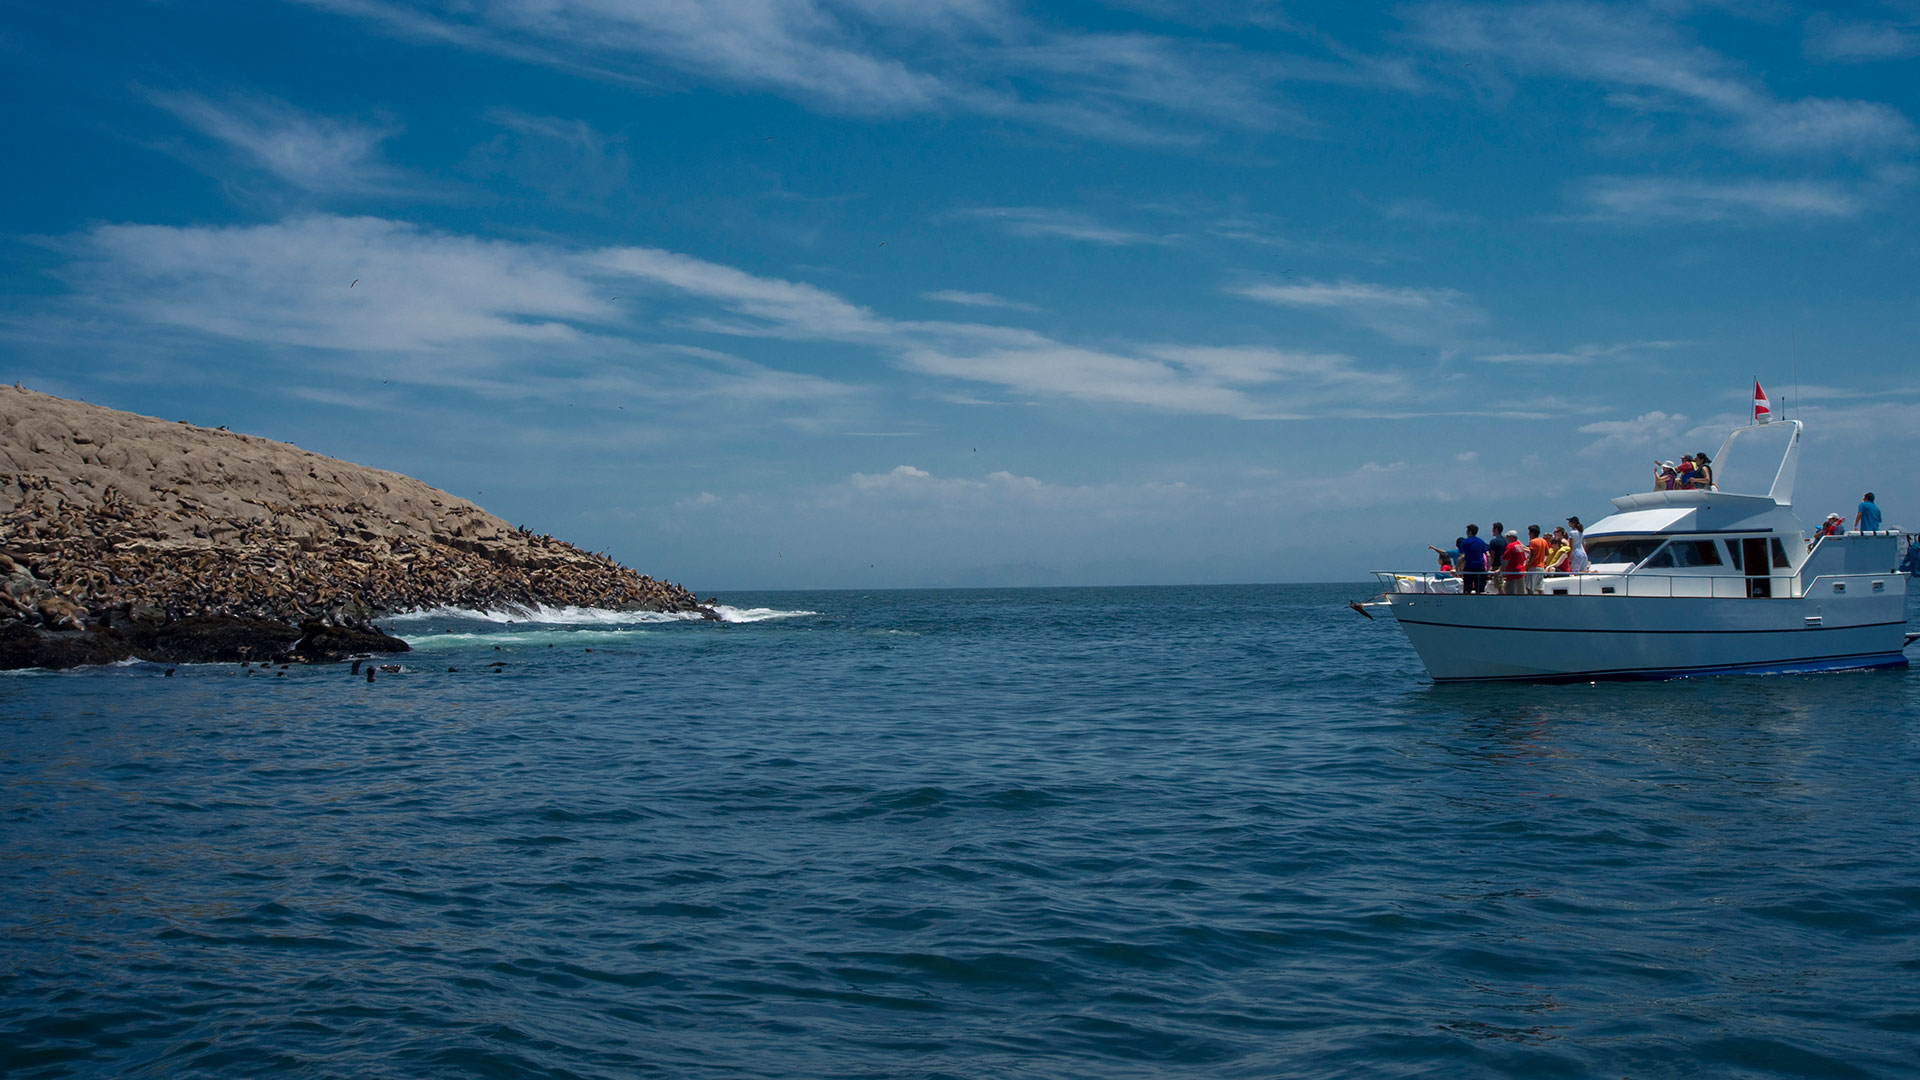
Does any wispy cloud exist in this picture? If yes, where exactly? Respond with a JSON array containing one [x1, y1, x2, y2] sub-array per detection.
[[960, 206, 1175, 246], [1478, 340, 1684, 365], [29, 212, 1435, 423], [1804, 13, 1920, 63], [289, 0, 1401, 144], [35, 215, 863, 423], [1568, 174, 1868, 222], [1410, 1, 1918, 158], [147, 90, 404, 194], [1232, 278, 1484, 344], [464, 109, 632, 204], [898, 342, 1410, 419], [922, 289, 1042, 312]]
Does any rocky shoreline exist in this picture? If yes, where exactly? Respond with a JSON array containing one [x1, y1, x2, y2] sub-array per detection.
[[2, 386, 714, 669]]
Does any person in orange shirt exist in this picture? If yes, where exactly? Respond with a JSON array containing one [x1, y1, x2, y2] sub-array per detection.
[[1524, 524, 1551, 594]]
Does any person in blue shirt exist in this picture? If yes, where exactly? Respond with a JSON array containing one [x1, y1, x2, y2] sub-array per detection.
[[1854, 493, 1881, 533], [1457, 524, 1490, 595]]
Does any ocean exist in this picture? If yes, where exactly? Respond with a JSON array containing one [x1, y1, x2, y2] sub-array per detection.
[[4, 583, 1918, 1078]]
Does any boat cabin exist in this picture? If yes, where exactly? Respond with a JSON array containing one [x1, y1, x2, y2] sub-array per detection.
[[1548, 420, 1903, 599]]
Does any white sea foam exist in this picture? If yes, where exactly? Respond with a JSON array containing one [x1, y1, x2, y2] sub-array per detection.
[[401, 629, 658, 650], [712, 604, 817, 623], [383, 604, 705, 626], [382, 602, 816, 634]]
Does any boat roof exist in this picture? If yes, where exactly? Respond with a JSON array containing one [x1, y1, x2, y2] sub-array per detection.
[[1585, 506, 1695, 536], [1587, 493, 1799, 537]]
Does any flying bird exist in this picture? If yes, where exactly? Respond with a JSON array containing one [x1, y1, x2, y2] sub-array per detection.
[[350, 279, 358, 288]]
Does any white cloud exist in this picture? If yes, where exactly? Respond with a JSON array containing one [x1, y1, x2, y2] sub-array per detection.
[[1233, 278, 1484, 344], [1479, 340, 1684, 365], [465, 109, 632, 203], [39, 216, 865, 420], [289, 0, 1401, 144], [1575, 409, 1716, 460], [1739, 97, 1917, 157], [35, 212, 1435, 423], [922, 289, 1041, 312], [900, 344, 1272, 417], [1804, 14, 1920, 63], [1570, 175, 1866, 222], [591, 246, 889, 338], [61, 215, 603, 353], [961, 206, 1174, 246], [148, 91, 403, 194], [1411, 1, 1918, 158], [835, 463, 1197, 518]]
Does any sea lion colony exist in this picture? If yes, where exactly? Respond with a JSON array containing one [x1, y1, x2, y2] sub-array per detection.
[[1, 386, 711, 668]]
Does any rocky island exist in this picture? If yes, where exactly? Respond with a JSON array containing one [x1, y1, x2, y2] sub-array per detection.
[[1, 386, 712, 669]]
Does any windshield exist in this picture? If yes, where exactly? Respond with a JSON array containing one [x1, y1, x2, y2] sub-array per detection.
[[1640, 539, 1724, 569], [1583, 537, 1664, 566]]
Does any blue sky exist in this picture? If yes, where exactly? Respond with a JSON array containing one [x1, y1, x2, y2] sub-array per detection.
[[3, 0, 1916, 589]]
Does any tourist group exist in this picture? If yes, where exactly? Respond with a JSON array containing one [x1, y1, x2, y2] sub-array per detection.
[[1427, 518, 1588, 596]]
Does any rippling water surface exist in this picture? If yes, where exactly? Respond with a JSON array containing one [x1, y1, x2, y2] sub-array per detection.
[[5, 584, 1919, 1078]]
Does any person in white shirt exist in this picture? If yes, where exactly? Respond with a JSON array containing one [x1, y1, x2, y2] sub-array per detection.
[[1566, 516, 1589, 572]]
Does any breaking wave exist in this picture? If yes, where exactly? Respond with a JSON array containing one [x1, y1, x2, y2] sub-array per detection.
[[712, 604, 817, 623], [380, 602, 817, 642]]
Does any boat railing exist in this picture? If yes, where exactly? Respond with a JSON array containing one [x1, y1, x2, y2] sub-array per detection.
[[1375, 569, 1907, 599]]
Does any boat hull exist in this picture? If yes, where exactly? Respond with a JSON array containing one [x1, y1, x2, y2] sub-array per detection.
[[1387, 592, 1910, 683]]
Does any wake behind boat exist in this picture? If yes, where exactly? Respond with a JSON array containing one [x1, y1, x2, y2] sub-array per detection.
[[1374, 419, 1913, 683]]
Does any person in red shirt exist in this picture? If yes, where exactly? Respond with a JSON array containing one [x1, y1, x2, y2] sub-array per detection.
[[1500, 530, 1527, 593]]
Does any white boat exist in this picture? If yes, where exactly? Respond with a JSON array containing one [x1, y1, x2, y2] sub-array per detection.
[[1374, 420, 1914, 683]]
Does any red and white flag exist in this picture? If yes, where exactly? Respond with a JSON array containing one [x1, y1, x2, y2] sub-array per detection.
[[1753, 379, 1771, 423]]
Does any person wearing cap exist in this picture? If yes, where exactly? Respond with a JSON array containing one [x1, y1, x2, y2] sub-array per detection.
[[1693, 452, 1713, 490], [1676, 454, 1696, 489], [1566, 516, 1589, 572], [1499, 530, 1528, 593], [1855, 492, 1881, 533], [1819, 513, 1844, 539]]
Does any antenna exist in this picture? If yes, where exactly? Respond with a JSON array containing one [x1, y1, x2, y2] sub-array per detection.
[[1790, 326, 1798, 420]]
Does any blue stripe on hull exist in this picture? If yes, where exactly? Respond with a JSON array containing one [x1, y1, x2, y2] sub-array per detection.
[[1431, 652, 1911, 685]]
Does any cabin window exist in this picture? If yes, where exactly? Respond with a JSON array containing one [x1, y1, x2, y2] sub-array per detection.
[[1771, 538, 1791, 568], [1639, 539, 1722, 569], [1724, 539, 1743, 569], [1584, 537, 1664, 566]]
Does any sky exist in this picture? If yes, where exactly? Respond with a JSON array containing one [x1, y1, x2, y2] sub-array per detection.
[[2, 0, 1917, 590]]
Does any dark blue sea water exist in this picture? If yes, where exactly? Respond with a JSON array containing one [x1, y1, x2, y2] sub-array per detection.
[[5, 583, 1919, 1079]]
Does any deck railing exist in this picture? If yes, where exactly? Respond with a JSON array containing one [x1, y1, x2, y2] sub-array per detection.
[[1373, 569, 1907, 600]]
